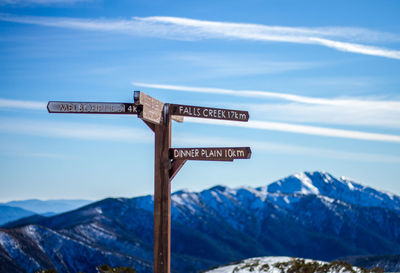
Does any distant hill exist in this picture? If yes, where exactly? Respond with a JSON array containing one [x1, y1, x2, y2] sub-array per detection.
[[2, 214, 47, 229], [1, 171, 399, 273], [0, 205, 35, 225], [4, 199, 92, 215], [0, 199, 92, 227]]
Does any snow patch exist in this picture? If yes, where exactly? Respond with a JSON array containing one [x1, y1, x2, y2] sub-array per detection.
[[206, 256, 293, 273], [241, 186, 268, 202], [347, 181, 355, 190], [205, 256, 366, 273], [95, 207, 103, 214], [0, 231, 41, 270], [294, 172, 320, 194], [23, 225, 45, 252]]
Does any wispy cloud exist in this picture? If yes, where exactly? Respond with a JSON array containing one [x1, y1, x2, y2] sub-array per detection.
[[0, 13, 153, 32], [2, 97, 400, 142], [245, 103, 400, 129], [0, 98, 46, 110], [0, 118, 152, 143], [1, 14, 400, 59], [133, 83, 400, 129], [133, 82, 400, 109], [186, 118, 400, 143], [139, 16, 400, 59], [1, 117, 398, 163], [141, 16, 400, 44], [175, 134, 400, 164]]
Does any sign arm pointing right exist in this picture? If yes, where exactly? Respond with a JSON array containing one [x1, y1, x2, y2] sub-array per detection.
[[169, 103, 249, 122]]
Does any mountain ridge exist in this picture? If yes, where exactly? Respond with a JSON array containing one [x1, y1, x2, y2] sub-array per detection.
[[1, 171, 399, 273], [0, 199, 93, 227], [0, 205, 36, 226], [3, 199, 92, 215]]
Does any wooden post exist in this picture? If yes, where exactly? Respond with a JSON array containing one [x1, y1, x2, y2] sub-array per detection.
[[153, 104, 171, 273]]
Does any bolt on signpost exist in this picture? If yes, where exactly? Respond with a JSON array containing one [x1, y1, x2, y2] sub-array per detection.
[[47, 91, 251, 273]]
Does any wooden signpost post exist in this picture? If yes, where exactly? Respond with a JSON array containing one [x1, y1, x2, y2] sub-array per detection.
[[48, 91, 251, 273]]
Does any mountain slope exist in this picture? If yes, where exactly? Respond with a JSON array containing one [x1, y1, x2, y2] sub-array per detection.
[[1, 171, 399, 273], [0, 205, 36, 226]]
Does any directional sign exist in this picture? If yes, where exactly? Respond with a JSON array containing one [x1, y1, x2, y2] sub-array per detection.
[[134, 91, 164, 124], [47, 101, 138, 114], [134, 91, 183, 124], [169, 147, 251, 161], [169, 104, 249, 122], [48, 91, 251, 273]]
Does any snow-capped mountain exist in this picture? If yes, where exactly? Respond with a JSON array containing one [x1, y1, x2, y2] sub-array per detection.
[[267, 171, 400, 210], [1, 171, 399, 273]]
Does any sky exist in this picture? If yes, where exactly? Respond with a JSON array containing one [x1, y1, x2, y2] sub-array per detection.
[[0, 0, 399, 202]]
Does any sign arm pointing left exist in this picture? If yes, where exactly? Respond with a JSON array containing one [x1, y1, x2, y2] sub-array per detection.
[[47, 101, 138, 114]]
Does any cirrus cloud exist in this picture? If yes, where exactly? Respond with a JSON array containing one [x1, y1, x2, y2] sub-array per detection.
[[0, 13, 399, 59]]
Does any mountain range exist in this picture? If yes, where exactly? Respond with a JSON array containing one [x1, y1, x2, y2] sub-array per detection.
[[0, 199, 92, 225], [4, 199, 92, 215], [1, 171, 400, 273], [0, 206, 35, 226]]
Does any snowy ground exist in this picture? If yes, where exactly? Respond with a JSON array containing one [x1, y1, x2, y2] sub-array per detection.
[[204, 256, 367, 273]]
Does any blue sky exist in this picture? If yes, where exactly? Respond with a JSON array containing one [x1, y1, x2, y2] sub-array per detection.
[[0, 0, 399, 202]]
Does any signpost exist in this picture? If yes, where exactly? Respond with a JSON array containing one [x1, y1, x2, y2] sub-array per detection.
[[134, 91, 183, 123], [169, 103, 249, 122], [170, 147, 251, 161], [134, 91, 164, 124], [47, 101, 138, 114], [47, 91, 251, 273]]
